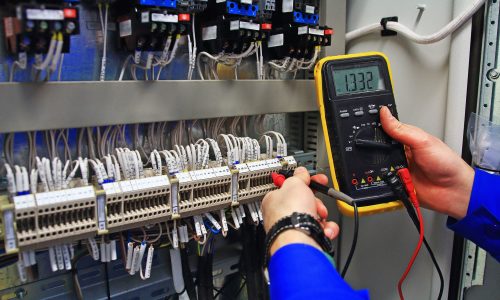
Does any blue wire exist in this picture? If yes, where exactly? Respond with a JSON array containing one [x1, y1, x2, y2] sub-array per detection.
[[204, 220, 220, 235]]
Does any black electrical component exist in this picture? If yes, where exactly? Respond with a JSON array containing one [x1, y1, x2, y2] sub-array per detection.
[[266, 0, 332, 61], [2, 2, 80, 55], [177, 0, 208, 13], [274, 0, 320, 26], [115, 0, 191, 52], [198, 0, 270, 54]]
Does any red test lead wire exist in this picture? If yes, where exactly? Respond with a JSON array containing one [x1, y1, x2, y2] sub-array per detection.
[[396, 168, 425, 300], [271, 172, 287, 188]]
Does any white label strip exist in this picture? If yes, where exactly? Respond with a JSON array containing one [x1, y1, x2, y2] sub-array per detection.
[[231, 172, 239, 203], [202, 25, 217, 41], [175, 172, 192, 183], [282, 0, 293, 13], [268, 34, 284, 48], [240, 21, 260, 31], [141, 12, 149, 23], [13, 194, 36, 210], [97, 194, 107, 231], [213, 166, 231, 177], [3, 211, 16, 252], [234, 163, 249, 174], [151, 13, 178, 23], [305, 5, 315, 14], [265, 158, 282, 168], [230, 20, 240, 31], [26, 9, 64, 21], [309, 28, 324, 36], [298, 26, 308, 35], [171, 182, 179, 215], [119, 20, 133, 37]]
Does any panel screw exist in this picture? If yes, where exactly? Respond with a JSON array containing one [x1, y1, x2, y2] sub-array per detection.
[[488, 69, 500, 81], [15, 288, 27, 298]]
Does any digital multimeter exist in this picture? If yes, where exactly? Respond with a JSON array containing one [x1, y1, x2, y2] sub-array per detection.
[[314, 52, 408, 216]]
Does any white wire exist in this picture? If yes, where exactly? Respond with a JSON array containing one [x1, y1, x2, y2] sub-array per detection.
[[33, 35, 57, 70], [99, 4, 109, 81], [57, 54, 65, 81], [196, 52, 222, 80], [118, 55, 134, 81], [346, 0, 485, 44]]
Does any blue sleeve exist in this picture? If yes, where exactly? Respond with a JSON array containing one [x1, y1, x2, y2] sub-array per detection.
[[269, 243, 369, 300], [447, 168, 500, 262]]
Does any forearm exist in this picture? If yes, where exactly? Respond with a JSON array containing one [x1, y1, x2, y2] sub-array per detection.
[[268, 239, 369, 300]]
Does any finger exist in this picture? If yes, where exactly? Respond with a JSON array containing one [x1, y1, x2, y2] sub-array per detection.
[[316, 199, 328, 220], [323, 221, 340, 240], [293, 166, 311, 185], [311, 174, 328, 186], [380, 106, 430, 149]]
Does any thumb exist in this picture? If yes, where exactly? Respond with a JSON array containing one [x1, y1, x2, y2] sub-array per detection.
[[380, 106, 430, 149], [292, 167, 311, 185]]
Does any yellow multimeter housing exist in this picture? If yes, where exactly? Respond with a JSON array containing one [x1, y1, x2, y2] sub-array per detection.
[[314, 52, 407, 217]]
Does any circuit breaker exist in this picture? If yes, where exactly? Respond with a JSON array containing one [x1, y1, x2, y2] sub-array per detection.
[[198, 0, 272, 54], [116, 0, 194, 52], [2, 2, 80, 55], [267, 0, 331, 61]]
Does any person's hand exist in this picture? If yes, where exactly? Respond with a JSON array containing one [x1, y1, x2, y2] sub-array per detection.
[[261, 167, 339, 255], [380, 106, 475, 219]]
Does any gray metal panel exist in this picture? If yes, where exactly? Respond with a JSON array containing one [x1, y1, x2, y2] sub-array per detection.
[[321, 0, 347, 56], [0, 80, 317, 133]]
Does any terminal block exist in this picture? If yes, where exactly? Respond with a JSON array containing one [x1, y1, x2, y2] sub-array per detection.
[[173, 166, 233, 218], [2, 3, 80, 54], [12, 186, 97, 250], [100, 175, 171, 233], [116, 1, 191, 52], [3, 156, 298, 252], [237, 157, 295, 204]]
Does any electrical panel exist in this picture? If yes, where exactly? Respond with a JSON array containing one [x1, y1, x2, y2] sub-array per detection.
[[0, 0, 340, 297]]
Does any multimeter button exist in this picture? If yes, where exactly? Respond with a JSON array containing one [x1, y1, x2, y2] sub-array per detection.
[[368, 109, 378, 115], [340, 113, 350, 118], [354, 111, 364, 117]]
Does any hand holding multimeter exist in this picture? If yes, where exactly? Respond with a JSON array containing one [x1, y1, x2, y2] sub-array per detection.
[[315, 52, 408, 216]]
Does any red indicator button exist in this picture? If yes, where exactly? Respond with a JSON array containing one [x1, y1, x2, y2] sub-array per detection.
[[351, 179, 358, 185], [64, 8, 77, 19], [179, 14, 191, 22], [324, 28, 334, 35], [261, 23, 272, 30], [367, 176, 373, 183]]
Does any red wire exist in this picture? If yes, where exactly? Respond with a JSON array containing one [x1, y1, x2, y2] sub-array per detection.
[[398, 204, 424, 299], [397, 169, 425, 300]]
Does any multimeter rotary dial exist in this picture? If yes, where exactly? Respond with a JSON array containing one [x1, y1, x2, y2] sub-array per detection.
[[352, 125, 393, 166]]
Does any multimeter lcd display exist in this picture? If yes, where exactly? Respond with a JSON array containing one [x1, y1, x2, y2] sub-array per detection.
[[333, 66, 386, 95]]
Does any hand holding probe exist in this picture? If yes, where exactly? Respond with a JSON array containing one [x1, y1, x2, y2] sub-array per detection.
[[271, 170, 354, 205]]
